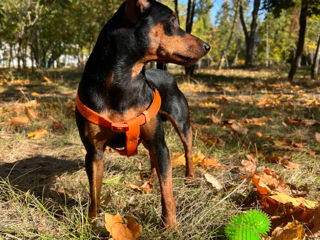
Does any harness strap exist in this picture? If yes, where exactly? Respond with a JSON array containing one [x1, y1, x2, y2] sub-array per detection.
[[76, 88, 161, 156]]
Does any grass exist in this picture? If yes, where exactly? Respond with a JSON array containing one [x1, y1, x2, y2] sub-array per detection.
[[0, 67, 320, 239]]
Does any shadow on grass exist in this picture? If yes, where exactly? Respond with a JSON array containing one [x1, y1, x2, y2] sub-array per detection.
[[0, 155, 84, 206]]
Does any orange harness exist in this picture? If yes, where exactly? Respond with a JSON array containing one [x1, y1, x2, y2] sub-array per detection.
[[76, 88, 161, 157]]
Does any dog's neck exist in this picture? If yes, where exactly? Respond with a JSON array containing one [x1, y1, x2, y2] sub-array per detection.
[[80, 45, 152, 113]]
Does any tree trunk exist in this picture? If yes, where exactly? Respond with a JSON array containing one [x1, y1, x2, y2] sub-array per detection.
[[185, 0, 196, 81], [239, 0, 260, 68], [36, 27, 41, 68], [311, 34, 320, 80], [218, 0, 240, 70], [9, 44, 13, 68], [17, 38, 22, 70], [288, 1, 308, 81], [174, 0, 179, 23]]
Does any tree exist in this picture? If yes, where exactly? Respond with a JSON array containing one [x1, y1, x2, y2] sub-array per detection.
[[239, 0, 261, 67], [263, 0, 320, 81], [184, 0, 197, 80], [184, 0, 212, 79], [257, 10, 298, 66], [217, 0, 240, 69], [311, 34, 320, 80]]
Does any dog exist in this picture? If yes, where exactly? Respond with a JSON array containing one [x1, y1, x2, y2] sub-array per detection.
[[75, 0, 210, 228]]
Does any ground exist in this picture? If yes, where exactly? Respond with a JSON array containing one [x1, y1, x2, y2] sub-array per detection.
[[0, 67, 319, 239]]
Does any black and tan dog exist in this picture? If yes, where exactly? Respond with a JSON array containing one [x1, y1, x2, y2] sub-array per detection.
[[76, 0, 210, 228]]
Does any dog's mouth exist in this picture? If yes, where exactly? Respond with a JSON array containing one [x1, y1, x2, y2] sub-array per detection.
[[173, 53, 198, 65]]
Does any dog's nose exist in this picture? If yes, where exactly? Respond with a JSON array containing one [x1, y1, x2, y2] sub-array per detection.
[[203, 43, 210, 53]]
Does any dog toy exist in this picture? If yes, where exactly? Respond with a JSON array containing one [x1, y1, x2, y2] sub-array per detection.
[[225, 209, 270, 240]]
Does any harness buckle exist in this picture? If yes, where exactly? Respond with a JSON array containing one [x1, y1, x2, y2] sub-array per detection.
[[111, 122, 128, 132]]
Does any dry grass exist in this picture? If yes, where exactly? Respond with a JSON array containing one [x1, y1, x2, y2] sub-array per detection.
[[0, 67, 320, 239]]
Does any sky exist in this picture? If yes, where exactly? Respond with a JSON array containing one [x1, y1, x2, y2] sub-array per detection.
[[179, 0, 225, 25], [178, 0, 259, 26]]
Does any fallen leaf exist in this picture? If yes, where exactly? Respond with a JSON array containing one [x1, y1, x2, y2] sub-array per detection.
[[125, 180, 152, 194], [25, 106, 38, 119], [24, 100, 39, 108], [255, 131, 263, 137], [103, 176, 122, 185], [105, 213, 142, 240], [252, 169, 290, 197], [171, 153, 185, 167], [57, 189, 73, 198], [269, 192, 318, 209], [139, 180, 153, 194], [231, 122, 248, 136], [204, 173, 223, 190], [243, 117, 271, 126], [315, 133, 320, 143], [264, 153, 300, 169], [239, 154, 257, 175], [10, 116, 29, 127], [210, 115, 222, 124], [43, 76, 52, 84], [199, 135, 226, 147], [271, 220, 305, 240], [200, 157, 222, 169], [31, 92, 39, 96], [27, 128, 48, 139], [193, 150, 207, 166]]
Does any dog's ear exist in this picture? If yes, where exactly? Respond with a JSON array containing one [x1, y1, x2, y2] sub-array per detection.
[[125, 0, 150, 23]]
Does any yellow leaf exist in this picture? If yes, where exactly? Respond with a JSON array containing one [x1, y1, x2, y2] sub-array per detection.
[[31, 92, 39, 96], [171, 153, 185, 167], [27, 128, 48, 140], [269, 192, 318, 209], [271, 220, 306, 240], [105, 213, 142, 240]]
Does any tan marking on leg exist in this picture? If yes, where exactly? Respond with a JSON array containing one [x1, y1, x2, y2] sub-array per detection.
[[88, 158, 104, 220]]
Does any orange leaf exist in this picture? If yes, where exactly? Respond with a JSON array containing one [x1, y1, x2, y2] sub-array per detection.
[[105, 213, 142, 240], [27, 128, 48, 139], [200, 157, 221, 169], [10, 116, 29, 127], [25, 106, 38, 119], [43, 76, 52, 84], [252, 169, 290, 197], [139, 180, 153, 194]]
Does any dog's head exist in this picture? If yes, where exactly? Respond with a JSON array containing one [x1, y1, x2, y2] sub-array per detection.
[[123, 0, 210, 67]]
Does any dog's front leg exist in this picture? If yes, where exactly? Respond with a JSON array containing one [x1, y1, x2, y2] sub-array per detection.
[[85, 151, 104, 220], [142, 118, 176, 229]]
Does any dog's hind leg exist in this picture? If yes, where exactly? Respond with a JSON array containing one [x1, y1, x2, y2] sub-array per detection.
[[160, 92, 194, 179]]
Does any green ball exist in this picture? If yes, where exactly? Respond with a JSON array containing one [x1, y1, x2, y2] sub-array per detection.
[[225, 210, 270, 240]]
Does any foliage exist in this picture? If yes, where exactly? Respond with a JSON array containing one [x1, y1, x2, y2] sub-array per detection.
[[212, 0, 244, 65]]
